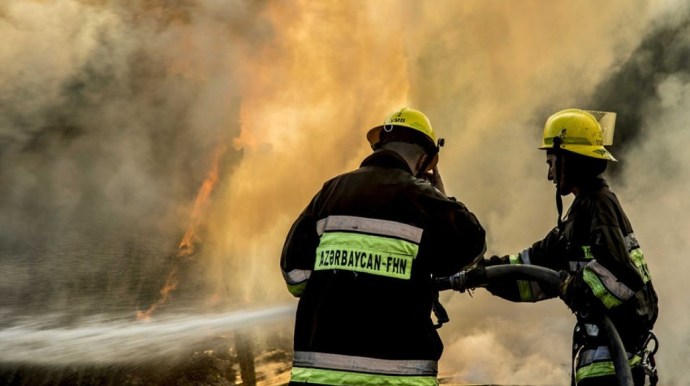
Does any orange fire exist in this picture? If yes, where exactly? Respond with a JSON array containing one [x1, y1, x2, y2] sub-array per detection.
[[136, 144, 228, 321]]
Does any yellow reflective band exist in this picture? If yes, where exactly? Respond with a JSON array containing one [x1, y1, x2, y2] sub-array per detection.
[[287, 281, 307, 297], [582, 245, 594, 259], [315, 232, 418, 279], [583, 266, 623, 308], [517, 280, 535, 302], [576, 356, 642, 382], [509, 254, 535, 301], [290, 367, 439, 386], [630, 248, 652, 283]]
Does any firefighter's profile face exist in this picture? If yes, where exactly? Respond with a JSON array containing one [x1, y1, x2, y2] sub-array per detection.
[[546, 153, 572, 195], [546, 153, 557, 184]]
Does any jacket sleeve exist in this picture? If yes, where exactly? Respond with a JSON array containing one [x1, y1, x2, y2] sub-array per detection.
[[566, 198, 645, 311], [424, 194, 487, 278], [280, 190, 322, 297], [486, 228, 564, 303]]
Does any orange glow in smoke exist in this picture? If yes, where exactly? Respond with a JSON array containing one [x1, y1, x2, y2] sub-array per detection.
[[136, 144, 228, 321]]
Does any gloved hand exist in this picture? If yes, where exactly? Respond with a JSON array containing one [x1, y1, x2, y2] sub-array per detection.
[[483, 255, 510, 267], [464, 265, 488, 289], [448, 265, 487, 292]]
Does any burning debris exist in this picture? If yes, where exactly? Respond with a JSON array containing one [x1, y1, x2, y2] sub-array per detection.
[[137, 144, 229, 322]]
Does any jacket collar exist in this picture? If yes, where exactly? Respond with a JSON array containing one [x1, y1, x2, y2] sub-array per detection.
[[360, 149, 414, 175], [577, 175, 609, 196]]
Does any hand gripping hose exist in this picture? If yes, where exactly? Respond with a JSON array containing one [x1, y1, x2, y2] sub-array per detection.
[[435, 265, 633, 386]]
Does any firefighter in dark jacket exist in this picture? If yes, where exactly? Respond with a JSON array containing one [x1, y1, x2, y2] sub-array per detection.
[[479, 109, 658, 386], [280, 107, 486, 386]]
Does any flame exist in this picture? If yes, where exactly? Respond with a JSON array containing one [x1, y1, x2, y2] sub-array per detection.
[[137, 144, 228, 321]]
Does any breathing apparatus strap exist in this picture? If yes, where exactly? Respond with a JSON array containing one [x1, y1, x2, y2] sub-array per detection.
[[553, 136, 565, 231]]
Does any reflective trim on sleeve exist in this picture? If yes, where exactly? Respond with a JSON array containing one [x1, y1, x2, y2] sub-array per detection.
[[583, 261, 635, 308], [576, 346, 642, 382], [582, 245, 594, 259], [509, 254, 522, 265], [624, 233, 640, 251], [569, 261, 587, 272], [517, 280, 534, 302], [287, 281, 307, 297], [290, 367, 439, 386], [316, 216, 423, 243], [282, 268, 312, 285], [315, 232, 418, 279], [630, 248, 652, 283], [293, 352, 438, 376], [509, 253, 542, 302]]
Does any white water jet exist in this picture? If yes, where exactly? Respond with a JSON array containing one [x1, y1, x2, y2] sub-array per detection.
[[0, 304, 296, 365]]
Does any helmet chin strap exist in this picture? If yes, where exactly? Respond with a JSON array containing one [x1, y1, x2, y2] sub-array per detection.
[[553, 137, 565, 231]]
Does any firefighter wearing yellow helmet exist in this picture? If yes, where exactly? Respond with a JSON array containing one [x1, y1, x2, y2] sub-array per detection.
[[475, 108, 659, 386], [281, 107, 485, 386], [367, 107, 444, 175]]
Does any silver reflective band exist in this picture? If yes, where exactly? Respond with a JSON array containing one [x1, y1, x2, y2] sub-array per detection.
[[282, 268, 311, 284], [584, 323, 600, 337], [578, 345, 633, 366], [520, 248, 532, 265], [587, 260, 636, 301], [625, 233, 640, 252], [316, 216, 423, 243], [293, 351, 438, 376], [570, 261, 587, 272]]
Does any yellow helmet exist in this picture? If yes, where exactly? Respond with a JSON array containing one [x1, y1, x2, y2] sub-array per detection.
[[367, 107, 442, 171], [539, 108, 617, 162]]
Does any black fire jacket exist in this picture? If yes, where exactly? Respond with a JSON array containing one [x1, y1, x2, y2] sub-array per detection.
[[280, 149, 485, 384], [487, 177, 658, 368]]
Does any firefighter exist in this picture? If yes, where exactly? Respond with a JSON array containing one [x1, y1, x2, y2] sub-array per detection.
[[477, 109, 658, 385], [280, 107, 486, 386]]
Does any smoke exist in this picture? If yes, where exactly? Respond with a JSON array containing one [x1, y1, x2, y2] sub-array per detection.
[[1, 0, 688, 384]]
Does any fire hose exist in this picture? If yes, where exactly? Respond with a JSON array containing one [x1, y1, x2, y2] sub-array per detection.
[[435, 265, 634, 386]]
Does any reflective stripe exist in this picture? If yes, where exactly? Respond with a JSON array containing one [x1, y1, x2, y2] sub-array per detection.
[[291, 367, 438, 386], [569, 261, 587, 272], [624, 233, 640, 251], [509, 253, 543, 302], [576, 346, 642, 382], [624, 233, 652, 283], [509, 254, 522, 265], [517, 280, 534, 302], [582, 245, 594, 259], [315, 232, 418, 279], [544, 136, 594, 145], [583, 261, 635, 309], [287, 281, 307, 297], [584, 323, 600, 337], [293, 352, 438, 376], [282, 268, 311, 285], [586, 260, 636, 301], [316, 216, 423, 243], [630, 248, 652, 283]]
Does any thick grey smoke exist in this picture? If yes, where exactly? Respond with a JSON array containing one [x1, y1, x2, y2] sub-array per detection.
[[1, 1, 688, 385], [0, 1, 264, 316]]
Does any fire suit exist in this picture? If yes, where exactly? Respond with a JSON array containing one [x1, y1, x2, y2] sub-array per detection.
[[486, 176, 658, 386], [280, 149, 486, 386]]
